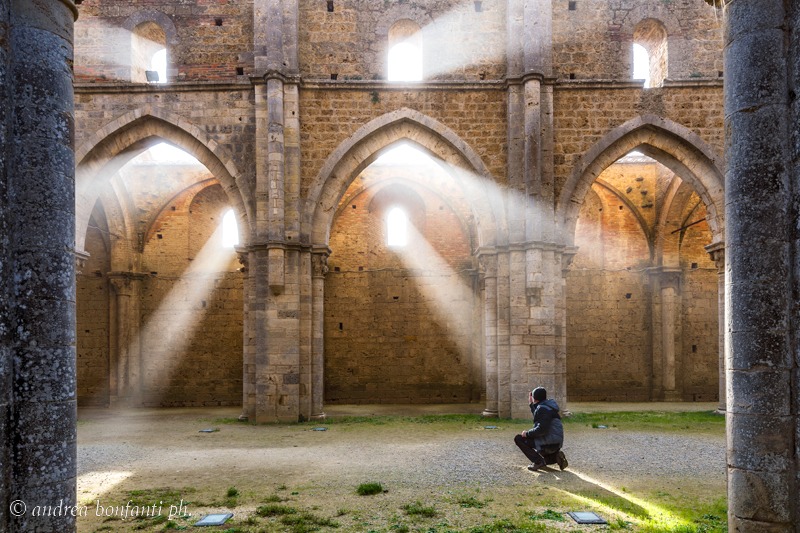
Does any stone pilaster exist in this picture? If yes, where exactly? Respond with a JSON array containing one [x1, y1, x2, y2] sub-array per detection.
[[705, 241, 726, 412], [479, 253, 498, 417], [107, 272, 147, 407], [250, 0, 304, 422], [2, 1, 79, 531], [722, 1, 799, 529], [310, 250, 328, 420]]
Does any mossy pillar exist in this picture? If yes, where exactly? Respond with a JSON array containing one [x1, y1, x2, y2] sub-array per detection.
[[1, 0, 79, 531]]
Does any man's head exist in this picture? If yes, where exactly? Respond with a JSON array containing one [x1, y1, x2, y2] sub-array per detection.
[[532, 387, 547, 403]]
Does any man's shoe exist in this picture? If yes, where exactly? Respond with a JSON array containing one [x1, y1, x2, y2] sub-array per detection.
[[556, 451, 568, 471], [527, 463, 545, 472]]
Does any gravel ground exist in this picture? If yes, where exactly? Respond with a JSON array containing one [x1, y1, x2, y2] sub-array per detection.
[[75, 405, 726, 531]]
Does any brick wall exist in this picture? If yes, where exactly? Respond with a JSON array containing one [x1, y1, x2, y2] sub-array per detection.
[[566, 158, 718, 401], [74, 0, 254, 83], [77, 214, 111, 406], [298, 0, 506, 81], [299, 87, 508, 199], [324, 164, 477, 404], [139, 184, 244, 407], [552, 0, 722, 81]]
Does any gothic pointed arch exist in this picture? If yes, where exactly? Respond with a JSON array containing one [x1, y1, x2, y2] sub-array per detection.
[[306, 107, 503, 247], [557, 114, 724, 247], [75, 106, 250, 251]]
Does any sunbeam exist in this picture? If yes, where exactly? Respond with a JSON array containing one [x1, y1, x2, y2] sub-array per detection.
[[549, 469, 692, 529], [76, 471, 133, 506], [136, 224, 236, 404]]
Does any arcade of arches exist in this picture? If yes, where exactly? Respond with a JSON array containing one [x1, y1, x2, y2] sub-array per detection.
[[2, 0, 799, 531]]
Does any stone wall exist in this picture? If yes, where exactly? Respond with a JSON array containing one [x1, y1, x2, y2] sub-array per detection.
[[74, 0, 254, 83], [566, 158, 719, 401], [76, 215, 111, 406], [140, 184, 243, 406], [552, 0, 722, 82], [299, 86, 508, 199], [552, 84, 724, 199], [325, 164, 477, 404], [298, 0, 507, 81]]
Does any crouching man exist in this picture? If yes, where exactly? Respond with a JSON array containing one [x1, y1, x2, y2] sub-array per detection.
[[514, 387, 568, 472]]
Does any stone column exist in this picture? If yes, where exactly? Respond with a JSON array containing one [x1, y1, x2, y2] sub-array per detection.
[[479, 254, 498, 417], [237, 250, 255, 421], [310, 250, 328, 420], [659, 269, 682, 400], [705, 242, 725, 412], [720, 0, 800, 529], [1, 1, 79, 531], [107, 272, 146, 407], [496, 252, 511, 417]]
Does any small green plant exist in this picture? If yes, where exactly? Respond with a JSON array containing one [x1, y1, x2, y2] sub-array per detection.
[[263, 494, 284, 503], [356, 482, 384, 496], [402, 501, 437, 518], [608, 517, 631, 530], [255, 504, 298, 517], [390, 524, 410, 533], [226, 486, 239, 498], [280, 512, 340, 532], [457, 495, 487, 508], [529, 509, 564, 521]]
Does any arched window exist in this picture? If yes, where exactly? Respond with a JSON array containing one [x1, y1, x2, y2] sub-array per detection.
[[633, 19, 668, 88], [132, 21, 167, 83], [388, 20, 422, 81], [221, 209, 239, 248], [387, 207, 409, 247]]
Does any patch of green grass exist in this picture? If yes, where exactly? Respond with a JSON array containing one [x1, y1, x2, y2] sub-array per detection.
[[356, 482, 384, 496], [529, 509, 564, 521], [456, 495, 488, 509], [563, 411, 725, 433], [263, 494, 285, 503], [469, 519, 551, 532], [572, 489, 651, 520], [389, 524, 410, 533], [280, 512, 340, 532], [123, 487, 196, 508], [226, 486, 240, 498], [402, 501, 437, 518], [255, 503, 298, 517]]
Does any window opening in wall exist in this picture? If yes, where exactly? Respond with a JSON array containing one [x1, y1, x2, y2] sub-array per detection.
[[327, 0, 334, 12], [387, 207, 409, 247], [222, 209, 239, 248], [388, 20, 423, 82], [151, 48, 167, 84], [388, 43, 422, 81], [632, 43, 650, 88], [632, 19, 668, 88], [132, 21, 167, 83]]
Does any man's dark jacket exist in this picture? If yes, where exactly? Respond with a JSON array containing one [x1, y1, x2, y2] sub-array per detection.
[[524, 398, 564, 450]]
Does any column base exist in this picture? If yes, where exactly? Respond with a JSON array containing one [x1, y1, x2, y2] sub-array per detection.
[[310, 412, 327, 421], [482, 409, 499, 418], [663, 390, 683, 402]]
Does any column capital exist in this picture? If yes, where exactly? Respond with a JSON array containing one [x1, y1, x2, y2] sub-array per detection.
[[704, 241, 725, 271], [73, 249, 90, 275], [311, 253, 329, 279], [107, 271, 149, 292]]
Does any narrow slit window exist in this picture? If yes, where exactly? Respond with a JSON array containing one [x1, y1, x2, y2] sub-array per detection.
[[632, 43, 650, 87], [387, 207, 409, 247], [388, 20, 423, 82], [222, 209, 239, 248]]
